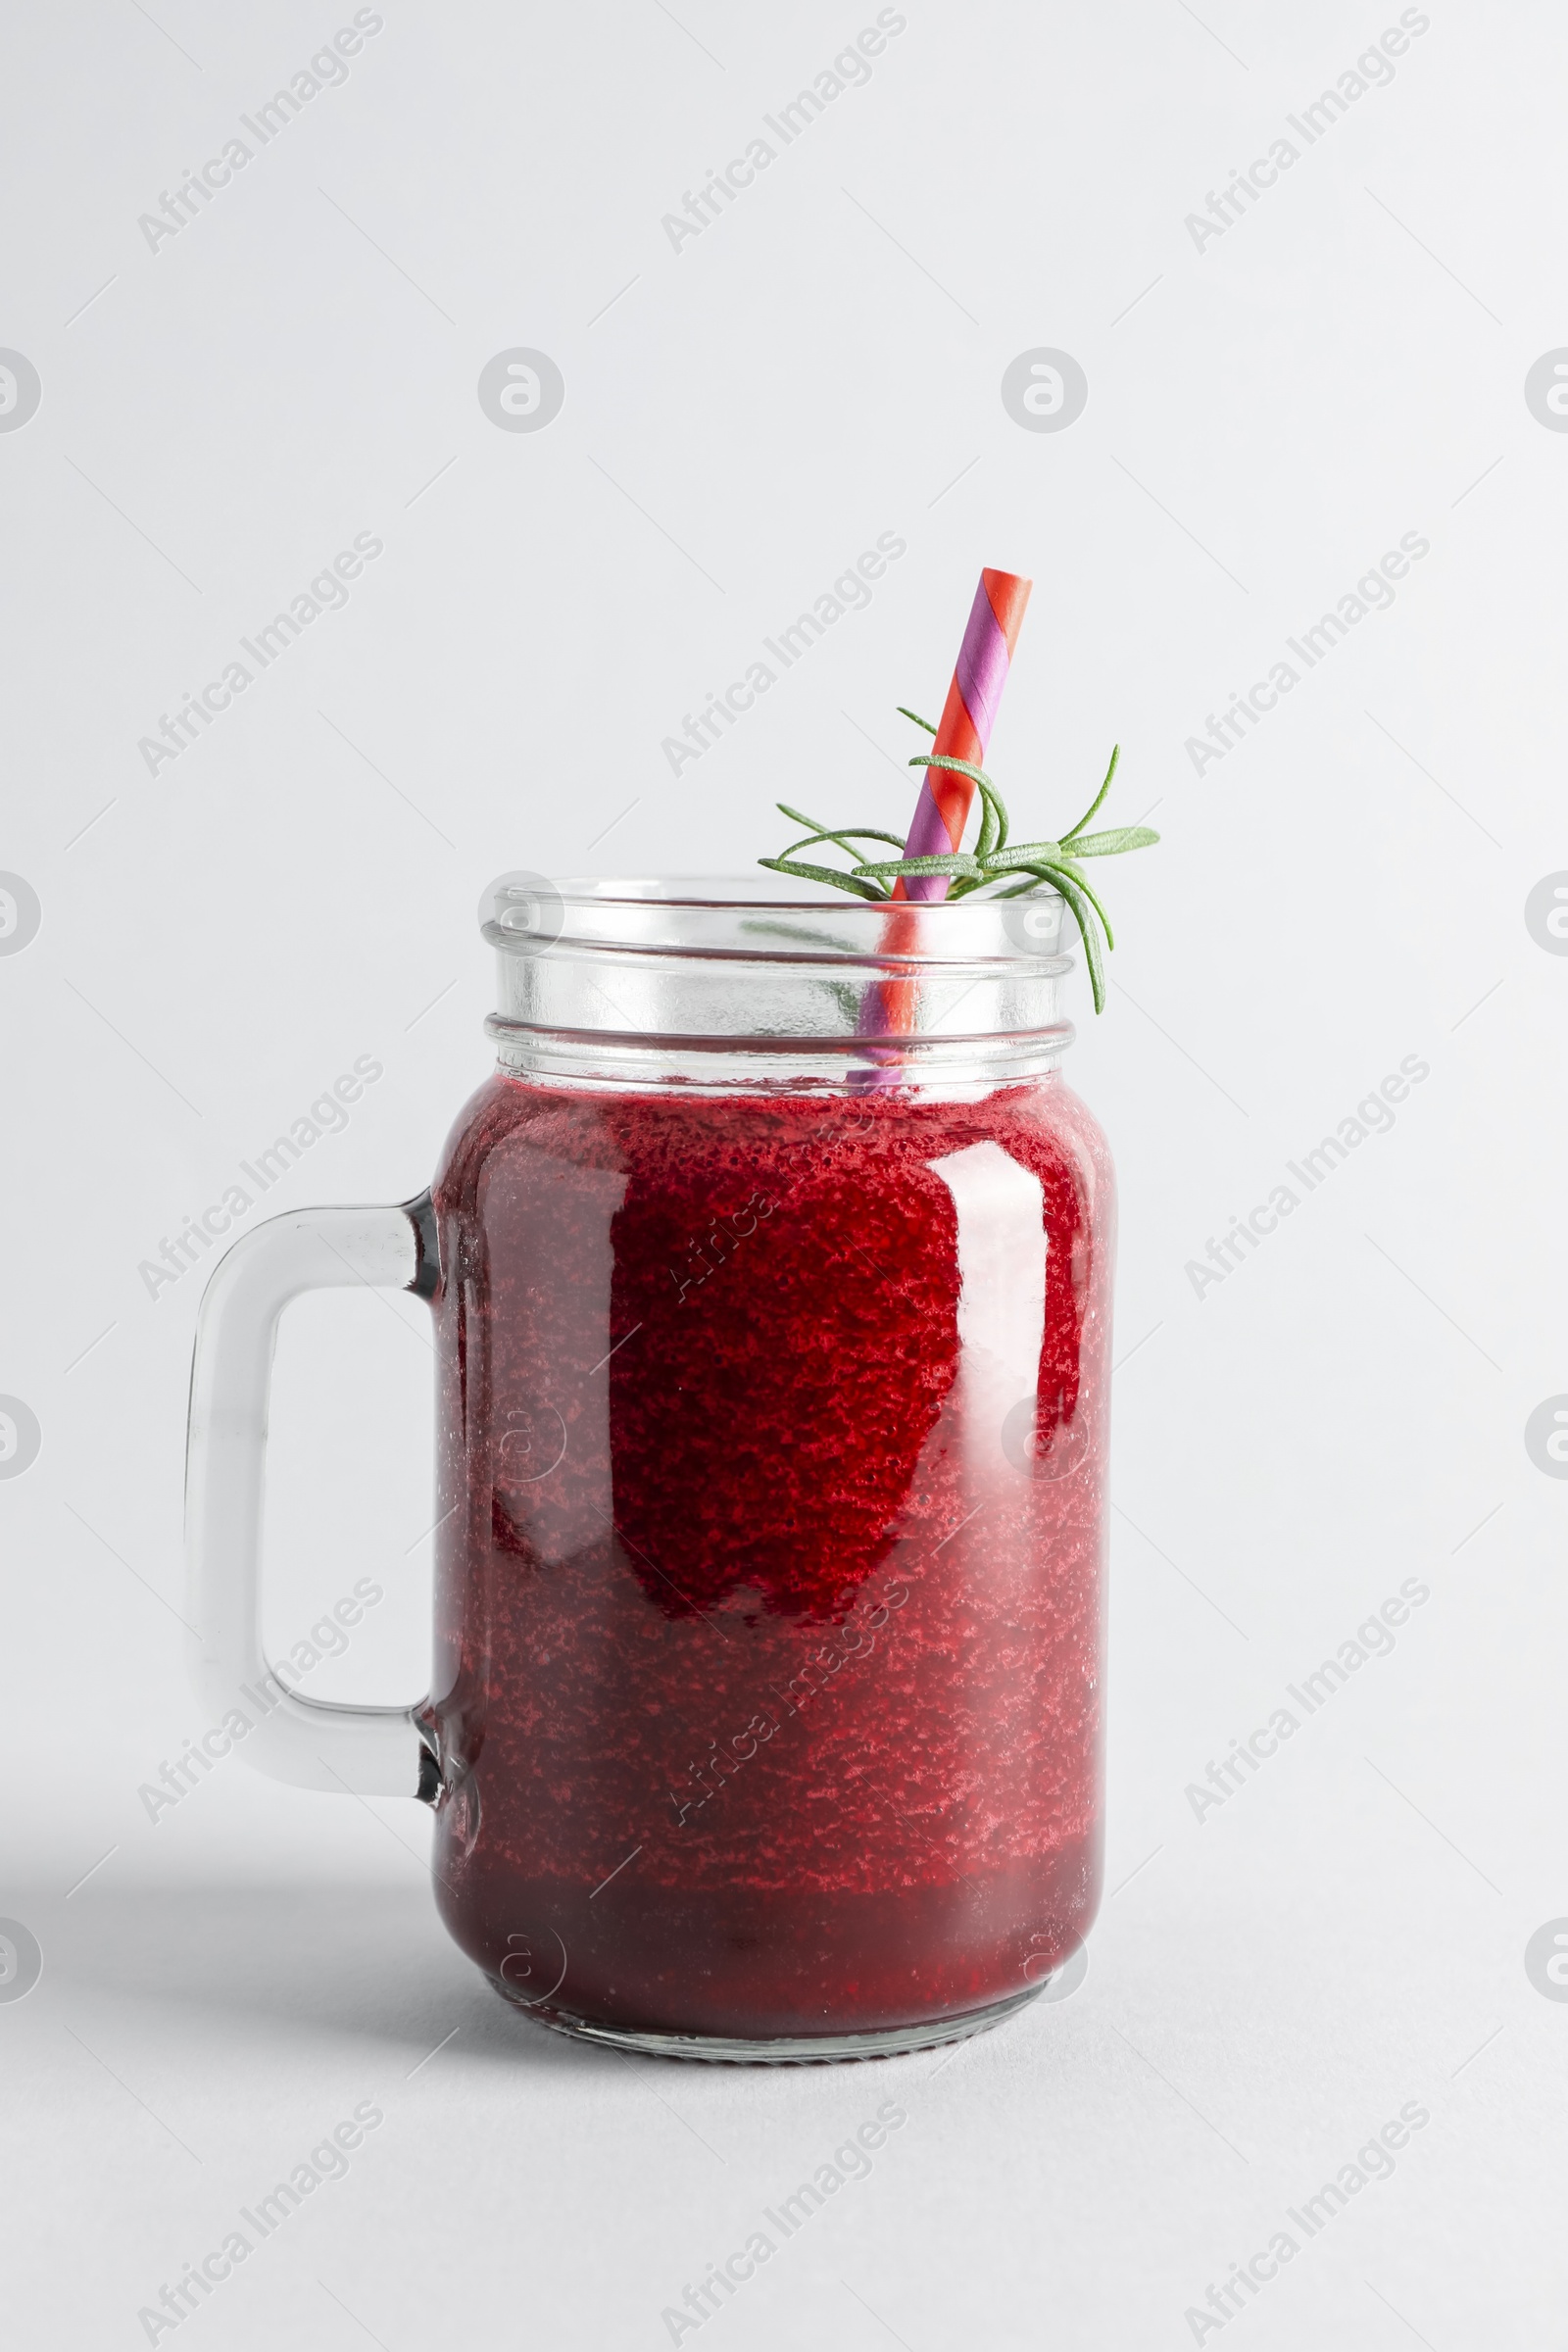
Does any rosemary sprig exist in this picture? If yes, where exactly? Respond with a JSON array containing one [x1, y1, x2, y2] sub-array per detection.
[[758, 710, 1158, 1012]]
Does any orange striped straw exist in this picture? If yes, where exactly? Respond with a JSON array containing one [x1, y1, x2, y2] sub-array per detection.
[[893, 568, 1033, 901], [861, 569, 1032, 1060]]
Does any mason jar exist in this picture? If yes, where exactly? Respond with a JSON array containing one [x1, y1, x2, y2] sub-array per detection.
[[186, 875, 1113, 2061]]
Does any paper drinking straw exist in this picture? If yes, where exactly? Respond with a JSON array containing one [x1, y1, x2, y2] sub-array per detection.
[[892, 568, 1032, 902], [855, 568, 1032, 1072]]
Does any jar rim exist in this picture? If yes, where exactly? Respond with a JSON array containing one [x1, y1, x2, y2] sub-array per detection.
[[481, 870, 1068, 970], [544, 873, 1050, 906], [490, 870, 1064, 907]]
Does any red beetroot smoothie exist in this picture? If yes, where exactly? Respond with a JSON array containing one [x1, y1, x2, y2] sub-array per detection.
[[425, 1067, 1113, 2041]]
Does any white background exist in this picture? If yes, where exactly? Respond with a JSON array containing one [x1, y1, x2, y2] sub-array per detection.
[[3, 1, 1566, 2344]]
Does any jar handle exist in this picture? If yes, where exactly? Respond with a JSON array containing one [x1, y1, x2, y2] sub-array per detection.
[[183, 1195, 441, 1801]]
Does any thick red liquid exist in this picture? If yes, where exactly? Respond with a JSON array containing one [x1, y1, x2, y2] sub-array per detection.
[[426, 1071, 1113, 2040]]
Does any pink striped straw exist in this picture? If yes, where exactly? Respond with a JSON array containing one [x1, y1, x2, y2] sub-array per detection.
[[893, 568, 1032, 902]]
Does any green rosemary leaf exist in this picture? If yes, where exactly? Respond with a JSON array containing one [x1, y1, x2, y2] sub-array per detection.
[[757, 856, 887, 901], [906, 752, 1011, 859], [974, 779, 1003, 864], [1064, 824, 1159, 858], [984, 840, 1064, 873], [779, 830, 908, 862], [1059, 744, 1121, 843], [852, 853, 985, 880], [1041, 861, 1107, 1013], [775, 804, 907, 861], [986, 863, 1062, 894], [896, 707, 939, 735], [908, 752, 996, 790], [1052, 855, 1116, 953]]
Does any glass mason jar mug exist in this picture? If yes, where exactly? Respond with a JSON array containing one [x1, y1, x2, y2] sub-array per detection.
[[186, 876, 1114, 2060]]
